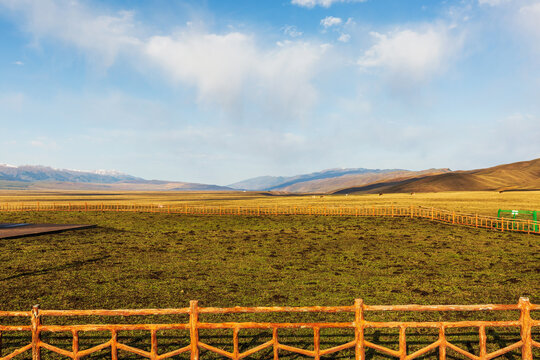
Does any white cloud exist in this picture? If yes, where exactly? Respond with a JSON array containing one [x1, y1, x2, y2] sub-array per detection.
[[519, 2, 540, 14], [12, 60, 24, 65], [0, 0, 327, 120], [478, 0, 512, 6], [320, 16, 342, 28], [0, 0, 141, 67], [144, 32, 326, 116], [338, 33, 351, 42], [145, 32, 256, 109], [30, 138, 59, 149], [518, 3, 540, 41], [283, 25, 303, 38], [358, 25, 464, 83], [292, 0, 366, 8]]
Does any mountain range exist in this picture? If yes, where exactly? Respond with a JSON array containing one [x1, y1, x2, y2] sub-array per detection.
[[227, 168, 451, 192], [227, 168, 402, 191], [0, 164, 232, 191], [1, 158, 540, 193]]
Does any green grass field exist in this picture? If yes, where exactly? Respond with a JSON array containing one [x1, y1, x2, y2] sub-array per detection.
[[0, 211, 538, 310], [0, 193, 539, 359]]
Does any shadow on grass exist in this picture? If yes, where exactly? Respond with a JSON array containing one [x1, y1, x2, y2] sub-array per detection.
[[0, 255, 111, 281]]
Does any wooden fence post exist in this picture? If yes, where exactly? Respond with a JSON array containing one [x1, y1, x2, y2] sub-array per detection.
[[190, 300, 199, 360], [72, 330, 79, 360], [399, 325, 406, 360], [354, 299, 365, 360], [439, 326, 446, 360], [31, 304, 41, 360], [151, 329, 158, 360], [111, 330, 118, 360], [314, 327, 320, 360], [519, 297, 532, 360], [479, 325, 487, 359], [273, 327, 279, 360], [233, 327, 240, 360]]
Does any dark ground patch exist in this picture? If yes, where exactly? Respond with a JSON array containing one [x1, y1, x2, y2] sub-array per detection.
[[0, 223, 95, 239]]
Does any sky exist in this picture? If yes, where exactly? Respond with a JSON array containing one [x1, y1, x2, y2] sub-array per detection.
[[1, 0, 539, 185]]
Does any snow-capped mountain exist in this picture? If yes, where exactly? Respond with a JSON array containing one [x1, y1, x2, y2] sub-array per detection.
[[0, 164, 233, 191], [0, 164, 140, 184]]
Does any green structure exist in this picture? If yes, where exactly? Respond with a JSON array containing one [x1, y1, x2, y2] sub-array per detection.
[[497, 209, 539, 232]]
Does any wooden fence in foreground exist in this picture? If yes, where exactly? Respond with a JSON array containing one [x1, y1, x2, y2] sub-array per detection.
[[0, 298, 538, 360], [1, 202, 539, 235]]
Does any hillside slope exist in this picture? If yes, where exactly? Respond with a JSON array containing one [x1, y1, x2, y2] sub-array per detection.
[[228, 168, 402, 191], [278, 169, 450, 193], [333, 158, 540, 194]]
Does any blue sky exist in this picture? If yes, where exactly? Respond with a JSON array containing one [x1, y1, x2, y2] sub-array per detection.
[[1, 0, 539, 185]]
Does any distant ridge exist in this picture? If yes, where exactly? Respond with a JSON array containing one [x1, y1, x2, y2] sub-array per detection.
[[229, 168, 451, 193], [332, 158, 540, 194], [0, 165, 141, 183], [3, 158, 539, 193], [0, 165, 232, 191], [276, 169, 451, 193], [228, 168, 403, 191]]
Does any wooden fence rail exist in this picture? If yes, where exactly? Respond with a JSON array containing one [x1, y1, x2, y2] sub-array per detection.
[[1, 202, 539, 235], [0, 298, 537, 360]]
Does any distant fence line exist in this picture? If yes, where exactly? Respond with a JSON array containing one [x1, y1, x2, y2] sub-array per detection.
[[0, 298, 537, 360], [1, 202, 539, 235]]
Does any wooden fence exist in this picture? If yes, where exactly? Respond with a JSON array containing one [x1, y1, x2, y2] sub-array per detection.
[[0, 298, 538, 360], [1, 202, 539, 235]]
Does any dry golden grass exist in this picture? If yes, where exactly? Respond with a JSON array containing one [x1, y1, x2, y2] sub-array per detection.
[[0, 190, 539, 216]]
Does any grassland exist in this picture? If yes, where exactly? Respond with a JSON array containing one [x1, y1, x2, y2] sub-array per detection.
[[0, 191, 539, 358], [1, 211, 537, 310], [1, 190, 540, 216]]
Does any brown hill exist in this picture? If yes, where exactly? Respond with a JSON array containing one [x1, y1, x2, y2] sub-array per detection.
[[333, 158, 540, 194], [277, 169, 451, 193]]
